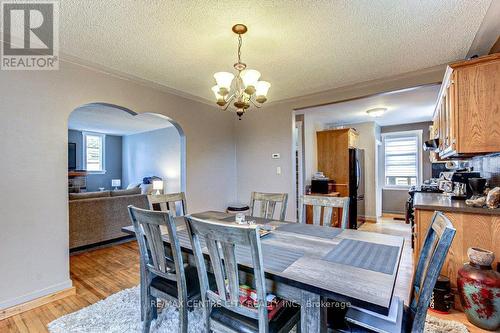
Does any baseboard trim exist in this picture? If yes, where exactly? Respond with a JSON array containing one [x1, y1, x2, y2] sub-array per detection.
[[0, 283, 75, 320]]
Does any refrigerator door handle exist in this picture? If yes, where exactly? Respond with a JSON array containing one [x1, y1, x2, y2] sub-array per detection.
[[356, 159, 360, 190]]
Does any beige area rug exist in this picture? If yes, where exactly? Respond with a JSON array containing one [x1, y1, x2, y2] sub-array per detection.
[[48, 286, 470, 333]]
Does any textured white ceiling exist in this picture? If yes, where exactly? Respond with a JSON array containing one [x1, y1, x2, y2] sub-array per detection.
[[300, 84, 440, 127], [60, 0, 491, 102], [69, 104, 173, 136]]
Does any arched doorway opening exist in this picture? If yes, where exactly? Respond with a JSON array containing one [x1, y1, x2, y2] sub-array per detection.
[[67, 102, 185, 251]]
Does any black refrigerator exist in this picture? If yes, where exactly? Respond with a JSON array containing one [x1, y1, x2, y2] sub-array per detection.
[[349, 149, 365, 229]]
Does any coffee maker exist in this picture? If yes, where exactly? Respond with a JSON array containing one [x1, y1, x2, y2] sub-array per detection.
[[451, 171, 480, 199]]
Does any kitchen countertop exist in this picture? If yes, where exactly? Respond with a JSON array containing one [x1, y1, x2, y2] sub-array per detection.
[[413, 192, 500, 215]]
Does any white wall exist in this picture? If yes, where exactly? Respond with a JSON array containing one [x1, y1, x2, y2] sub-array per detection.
[[0, 61, 236, 310], [235, 67, 445, 222], [122, 127, 182, 193]]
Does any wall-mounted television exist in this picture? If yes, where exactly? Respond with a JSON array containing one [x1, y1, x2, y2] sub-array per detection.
[[68, 143, 77, 170]]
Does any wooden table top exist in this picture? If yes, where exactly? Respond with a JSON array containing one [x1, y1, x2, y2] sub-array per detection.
[[122, 211, 404, 314]]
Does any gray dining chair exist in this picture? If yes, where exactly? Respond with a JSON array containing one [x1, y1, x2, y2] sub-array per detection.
[[344, 211, 456, 332], [298, 195, 350, 229], [128, 205, 201, 333], [249, 191, 288, 221], [147, 192, 188, 216], [186, 215, 301, 333]]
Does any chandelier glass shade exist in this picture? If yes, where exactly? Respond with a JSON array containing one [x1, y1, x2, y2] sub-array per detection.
[[211, 24, 271, 119]]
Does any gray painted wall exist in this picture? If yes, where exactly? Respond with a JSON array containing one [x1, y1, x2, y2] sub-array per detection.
[[68, 130, 123, 192], [122, 127, 181, 193], [380, 121, 432, 214], [0, 60, 236, 310]]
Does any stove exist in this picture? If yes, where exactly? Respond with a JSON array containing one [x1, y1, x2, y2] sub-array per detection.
[[406, 185, 442, 249]]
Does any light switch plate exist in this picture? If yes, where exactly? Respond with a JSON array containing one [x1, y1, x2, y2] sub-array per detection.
[[276, 166, 282, 175], [272, 153, 280, 159]]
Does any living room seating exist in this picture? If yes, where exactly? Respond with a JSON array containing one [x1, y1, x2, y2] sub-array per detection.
[[68, 188, 148, 249]]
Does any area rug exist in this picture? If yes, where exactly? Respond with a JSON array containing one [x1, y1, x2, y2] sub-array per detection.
[[48, 286, 469, 333]]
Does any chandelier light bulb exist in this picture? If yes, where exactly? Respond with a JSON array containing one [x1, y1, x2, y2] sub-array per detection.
[[213, 72, 234, 95], [255, 81, 271, 103], [241, 69, 261, 94], [211, 85, 226, 106]]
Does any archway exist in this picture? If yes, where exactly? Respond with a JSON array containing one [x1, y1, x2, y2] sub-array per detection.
[[67, 102, 186, 251]]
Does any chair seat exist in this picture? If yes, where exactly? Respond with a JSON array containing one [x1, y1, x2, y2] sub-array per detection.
[[150, 265, 205, 301], [210, 302, 300, 333]]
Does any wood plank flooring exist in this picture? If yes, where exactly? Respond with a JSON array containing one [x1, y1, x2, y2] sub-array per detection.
[[0, 218, 488, 332]]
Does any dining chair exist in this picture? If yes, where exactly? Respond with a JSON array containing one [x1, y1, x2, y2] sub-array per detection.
[[344, 211, 456, 333], [249, 191, 288, 221], [298, 195, 350, 229], [128, 205, 201, 333], [148, 192, 188, 216], [186, 215, 301, 333]]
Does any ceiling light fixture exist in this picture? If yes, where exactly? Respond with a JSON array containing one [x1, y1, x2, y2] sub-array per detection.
[[366, 108, 387, 117], [211, 24, 271, 119]]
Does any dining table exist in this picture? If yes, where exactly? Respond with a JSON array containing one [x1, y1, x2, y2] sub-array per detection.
[[122, 210, 404, 333]]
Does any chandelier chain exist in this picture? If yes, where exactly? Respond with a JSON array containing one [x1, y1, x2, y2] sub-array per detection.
[[237, 34, 242, 64]]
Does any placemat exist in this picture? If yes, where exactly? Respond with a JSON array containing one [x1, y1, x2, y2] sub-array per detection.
[[276, 223, 342, 239], [322, 239, 399, 274]]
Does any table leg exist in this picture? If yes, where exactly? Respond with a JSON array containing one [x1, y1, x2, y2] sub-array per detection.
[[300, 290, 327, 333]]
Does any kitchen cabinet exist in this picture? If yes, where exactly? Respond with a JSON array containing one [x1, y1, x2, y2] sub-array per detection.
[[414, 207, 500, 309], [316, 128, 358, 197], [432, 53, 500, 158]]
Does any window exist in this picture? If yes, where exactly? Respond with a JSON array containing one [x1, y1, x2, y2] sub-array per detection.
[[83, 132, 105, 172], [383, 130, 422, 188]]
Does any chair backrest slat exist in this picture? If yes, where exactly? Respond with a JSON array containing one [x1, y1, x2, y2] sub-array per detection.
[[148, 192, 188, 217], [186, 216, 268, 328], [409, 211, 455, 332], [128, 206, 187, 297], [250, 192, 288, 221], [298, 195, 350, 228]]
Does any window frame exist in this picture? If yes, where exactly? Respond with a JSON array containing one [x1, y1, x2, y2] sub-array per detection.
[[82, 132, 106, 174], [382, 129, 422, 190]]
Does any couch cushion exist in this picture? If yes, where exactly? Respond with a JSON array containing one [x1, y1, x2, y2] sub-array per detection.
[[110, 187, 141, 197], [69, 191, 110, 200], [140, 183, 153, 195], [127, 183, 141, 189]]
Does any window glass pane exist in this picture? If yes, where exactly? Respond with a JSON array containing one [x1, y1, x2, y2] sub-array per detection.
[[85, 135, 102, 171], [384, 134, 418, 187]]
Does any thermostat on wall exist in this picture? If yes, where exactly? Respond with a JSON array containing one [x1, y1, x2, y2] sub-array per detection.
[[272, 153, 280, 159]]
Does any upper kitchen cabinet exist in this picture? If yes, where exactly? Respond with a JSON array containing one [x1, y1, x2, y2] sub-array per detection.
[[432, 53, 500, 158]]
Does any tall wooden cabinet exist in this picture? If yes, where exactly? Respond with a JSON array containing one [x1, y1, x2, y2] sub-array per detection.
[[316, 128, 358, 197], [431, 53, 500, 158]]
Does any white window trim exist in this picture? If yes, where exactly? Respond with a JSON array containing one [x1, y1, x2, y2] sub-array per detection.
[[82, 132, 106, 174], [381, 129, 423, 190]]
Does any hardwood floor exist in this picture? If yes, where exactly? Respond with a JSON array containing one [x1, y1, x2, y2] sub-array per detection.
[[0, 218, 489, 332], [0, 241, 141, 333]]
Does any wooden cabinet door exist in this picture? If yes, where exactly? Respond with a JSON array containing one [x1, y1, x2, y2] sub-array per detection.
[[456, 59, 500, 153]]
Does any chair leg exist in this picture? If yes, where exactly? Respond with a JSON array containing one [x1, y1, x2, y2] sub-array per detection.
[[142, 299, 153, 333], [150, 296, 158, 320], [179, 301, 188, 333]]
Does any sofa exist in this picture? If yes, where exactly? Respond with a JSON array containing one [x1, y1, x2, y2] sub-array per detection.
[[69, 188, 149, 249]]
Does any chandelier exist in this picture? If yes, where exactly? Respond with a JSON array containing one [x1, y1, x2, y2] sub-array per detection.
[[211, 24, 271, 119]]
